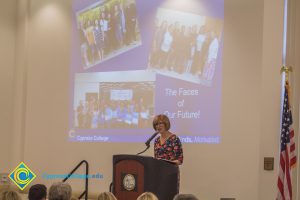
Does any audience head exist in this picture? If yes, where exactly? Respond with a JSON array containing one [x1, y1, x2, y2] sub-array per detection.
[[137, 192, 158, 200], [97, 192, 117, 200], [28, 184, 47, 200], [49, 182, 72, 200], [0, 190, 21, 200], [173, 194, 198, 200], [70, 196, 78, 200]]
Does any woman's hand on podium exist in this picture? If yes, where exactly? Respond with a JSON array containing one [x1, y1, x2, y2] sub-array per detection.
[[171, 160, 181, 165], [156, 158, 181, 165]]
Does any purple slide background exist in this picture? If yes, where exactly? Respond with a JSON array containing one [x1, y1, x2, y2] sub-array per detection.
[[69, 0, 224, 143]]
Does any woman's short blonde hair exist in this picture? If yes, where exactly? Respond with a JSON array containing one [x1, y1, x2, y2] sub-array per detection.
[[97, 192, 117, 200], [152, 114, 170, 131], [0, 190, 21, 200], [136, 192, 159, 200]]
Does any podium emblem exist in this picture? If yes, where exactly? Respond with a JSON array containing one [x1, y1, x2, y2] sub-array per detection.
[[122, 174, 136, 191]]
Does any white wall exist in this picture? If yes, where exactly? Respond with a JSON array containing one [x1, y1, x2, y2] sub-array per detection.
[[259, 0, 284, 199], [0, 0, 17, 172], [3, 0, 299, 199]]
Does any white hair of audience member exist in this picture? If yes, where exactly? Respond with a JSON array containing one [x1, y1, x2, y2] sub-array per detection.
[[0, 190, 21, 200], [173, 194, 198, 200], [136, 192, 158, 200], [49, 182, 72, 200]]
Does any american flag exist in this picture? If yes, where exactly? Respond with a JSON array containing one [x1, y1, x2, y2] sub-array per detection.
[[277, 81, 297, 200]]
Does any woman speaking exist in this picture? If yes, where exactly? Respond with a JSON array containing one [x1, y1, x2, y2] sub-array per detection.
[[152, 114, 183, 165]]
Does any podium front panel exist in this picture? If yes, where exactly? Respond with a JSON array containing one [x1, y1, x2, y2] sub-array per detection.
[[114, 159, 144, 200], [113, 154, 179, 200]]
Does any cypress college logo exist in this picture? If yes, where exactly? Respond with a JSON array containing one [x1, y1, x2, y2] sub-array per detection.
[[8, 162, 36, 190]]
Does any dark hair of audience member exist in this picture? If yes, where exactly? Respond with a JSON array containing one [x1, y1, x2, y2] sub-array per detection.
[[173, 194, 198, 200], [28, 184, 47, 200]]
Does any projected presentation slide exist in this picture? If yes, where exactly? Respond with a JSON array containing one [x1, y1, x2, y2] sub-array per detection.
[[70, 0, 224, 143]]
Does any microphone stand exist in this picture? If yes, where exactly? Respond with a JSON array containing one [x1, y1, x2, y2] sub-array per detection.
[[136, 132, 158, 155], [136, 144, 150, 155]]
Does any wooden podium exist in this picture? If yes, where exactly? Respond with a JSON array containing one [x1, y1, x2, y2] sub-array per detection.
[[112, 154, 179, 200]]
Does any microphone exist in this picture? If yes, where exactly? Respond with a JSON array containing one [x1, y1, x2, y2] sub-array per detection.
[[145, 132, 159, 147]]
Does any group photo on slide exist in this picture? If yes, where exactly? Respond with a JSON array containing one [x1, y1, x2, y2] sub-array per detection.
[[147, 8, 223, 85], [74, 80, 155, 129], [76, 0, 141, 69]]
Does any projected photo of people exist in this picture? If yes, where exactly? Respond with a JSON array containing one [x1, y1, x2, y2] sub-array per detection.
[[73, 71, 155, 129], [76, 0, 141, 69], [97, 82, 155, 128], [148, 8, 223, 86]]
